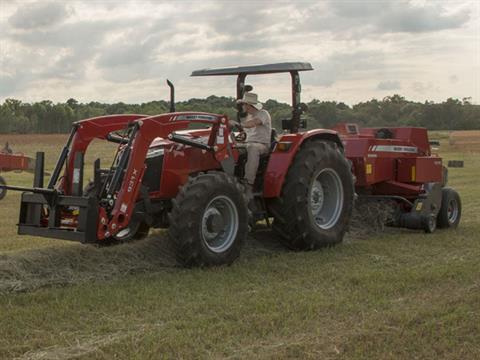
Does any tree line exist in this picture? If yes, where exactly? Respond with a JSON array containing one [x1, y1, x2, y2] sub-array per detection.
[[0, 94, 478, 134]]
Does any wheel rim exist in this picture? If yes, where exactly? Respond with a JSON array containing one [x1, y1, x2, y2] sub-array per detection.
[[201, 195, 239, 253], [427, 215, 436, 232], [115, 227, 135, 241], [447, 199, 459, 224], [309, 168, 344, 230], [114, 221, 141, 241]]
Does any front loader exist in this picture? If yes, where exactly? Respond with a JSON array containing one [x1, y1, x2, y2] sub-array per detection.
[[1, 63, 356, 266]]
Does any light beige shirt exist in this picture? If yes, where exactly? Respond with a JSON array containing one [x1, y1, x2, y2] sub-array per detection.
[[242, 109, 272, 145]]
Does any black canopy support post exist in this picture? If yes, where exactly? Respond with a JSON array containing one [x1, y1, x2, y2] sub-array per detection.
[[236, 73, 247, 121], [48, 125, 78, 189], [72, 151, 84, 197], [33, 152, 45, 188], [30, 151, 46, 227], [167, 79, 175, 113], [290, 71, 301, 134], [93, 158, 101, 193]]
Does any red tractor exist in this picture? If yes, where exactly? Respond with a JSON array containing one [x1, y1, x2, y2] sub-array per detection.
[[2, 63, 355, 266], [1, 62, 461, 266]]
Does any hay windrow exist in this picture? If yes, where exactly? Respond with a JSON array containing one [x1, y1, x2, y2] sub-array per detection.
[[346, 199, 397, 240], [0, 228, 288, 293], [1, 202, 396, 293], [0, 231, 177, 294]]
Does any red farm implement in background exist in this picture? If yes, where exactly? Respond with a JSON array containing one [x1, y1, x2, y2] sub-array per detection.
[[0, 143, 36, 200]]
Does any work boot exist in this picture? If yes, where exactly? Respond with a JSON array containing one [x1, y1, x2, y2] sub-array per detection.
[[244, 183, 260, 215]]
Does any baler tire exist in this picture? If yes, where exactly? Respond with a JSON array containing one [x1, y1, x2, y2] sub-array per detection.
[[168, 171, 248, 267], [423, 214, 437, 233], [437, 187, 461, 229], [0, 176, 6, 200], [270, 139, 354, 250]]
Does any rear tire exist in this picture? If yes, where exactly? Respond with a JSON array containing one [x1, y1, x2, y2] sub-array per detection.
[[169, 171, 248, 267], [437, 187, 461, 228], [270, 140, 354, 250], [0, 176, 6, 200]]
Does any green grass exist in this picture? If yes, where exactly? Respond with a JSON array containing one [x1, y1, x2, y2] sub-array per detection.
[[0, 133, 479, 359]]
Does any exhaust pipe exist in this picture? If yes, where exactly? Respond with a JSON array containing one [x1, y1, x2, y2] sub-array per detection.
[[167, 79, 175, 112]]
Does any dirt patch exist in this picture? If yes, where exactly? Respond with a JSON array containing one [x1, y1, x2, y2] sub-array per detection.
[[449, 130, 480, 151]]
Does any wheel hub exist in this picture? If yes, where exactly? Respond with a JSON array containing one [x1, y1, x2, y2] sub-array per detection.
[[309, 168, 344, 230], [311, 183, 325, 213], [447, 199, 459, 224], [204, 208, 225, 236], [201, 196, 239, 253]]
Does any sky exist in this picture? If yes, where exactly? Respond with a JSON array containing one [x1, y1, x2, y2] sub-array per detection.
[[0, 0, 479, 105]]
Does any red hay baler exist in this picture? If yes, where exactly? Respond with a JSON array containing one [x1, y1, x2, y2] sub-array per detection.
[[334, 123, 461, 232]]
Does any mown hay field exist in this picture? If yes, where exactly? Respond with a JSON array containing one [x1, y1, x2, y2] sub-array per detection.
[[449, 130, 480, 152], [0, 132, 479, 359]]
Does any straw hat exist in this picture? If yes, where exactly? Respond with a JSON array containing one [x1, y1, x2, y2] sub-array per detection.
[[236, 92, 263, 110]]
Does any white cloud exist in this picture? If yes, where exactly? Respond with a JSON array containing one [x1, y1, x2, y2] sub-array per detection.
[[377, 80, 401, 91], [0, 0, 478, 104], [8, 1, 70, 29]]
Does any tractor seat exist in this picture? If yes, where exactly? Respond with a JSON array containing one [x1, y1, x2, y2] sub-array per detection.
[[234, 129, 277, 181]]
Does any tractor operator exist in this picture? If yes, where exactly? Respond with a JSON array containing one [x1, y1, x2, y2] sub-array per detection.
[[235, 92, 272, 197]]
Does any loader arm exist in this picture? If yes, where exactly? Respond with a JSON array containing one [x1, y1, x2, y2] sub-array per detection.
[[14, 112, 232, 243], [58, 113, 229, 195], [80, 112, 231, 240]]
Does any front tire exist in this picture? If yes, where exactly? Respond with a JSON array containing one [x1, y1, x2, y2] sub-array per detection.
[[270, 139, 354, 250], [169, 172, 248, 267]]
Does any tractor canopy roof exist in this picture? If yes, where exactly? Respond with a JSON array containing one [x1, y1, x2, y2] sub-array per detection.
[[191, 62, 313, 76]]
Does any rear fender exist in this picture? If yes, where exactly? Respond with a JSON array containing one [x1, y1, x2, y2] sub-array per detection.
[[263, 129, 343, 198]]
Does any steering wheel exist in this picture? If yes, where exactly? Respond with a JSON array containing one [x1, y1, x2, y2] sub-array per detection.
[[235, 131, 247, 142]]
